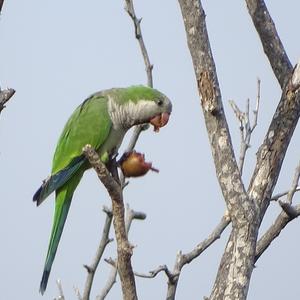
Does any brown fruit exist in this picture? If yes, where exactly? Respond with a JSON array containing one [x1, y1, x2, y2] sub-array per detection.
[[119, 151, 159, 177]]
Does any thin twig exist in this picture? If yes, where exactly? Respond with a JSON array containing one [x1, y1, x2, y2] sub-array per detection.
[[54, 279, 65, 300], [279, 201, 300, 218], [96, 262, 117, 300], [121, 0, 154, 185], [285, 161, 300, 204], [81, 206, 113, 300], [96, 204, 146, 300], [134, 265, 176, 280], [132, 214, 230, 299], [166, 214, 230, 299], [229, 78, 261, 174], [255, 203, 300, 261], [124, 0, 153, 87], [251, 78, 260, 133], [74, 286, 83, 300], [271, 187, 300, 201]]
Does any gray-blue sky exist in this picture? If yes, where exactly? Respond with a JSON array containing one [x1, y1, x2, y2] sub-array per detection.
[[1, 1, 300, 299]]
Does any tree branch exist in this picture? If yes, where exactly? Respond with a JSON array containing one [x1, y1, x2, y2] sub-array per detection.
[[96, 205, 146, 300], [229, 79, 261, 174], [0, 88, 15, 114], [124, 0, 153, 87], [83, 145, 137, 300], [178, 1, 259, 299], [255, 160, 300, 260], [178, 0, 250, 225], [54, 279, 65, 300], [255, 203, 300, 261], [166, 215, 231, 300], [122, 0, 154, 174], [81, 206, 113, 300], [245, 0, 293, 88], [271, 187, 300, 201], [134, 265, 175, 280], [248, 61, 300, 217]]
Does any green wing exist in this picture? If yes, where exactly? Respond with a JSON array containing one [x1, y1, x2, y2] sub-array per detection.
[[52, 93, 112, 173], [33, 93, 112, 206]]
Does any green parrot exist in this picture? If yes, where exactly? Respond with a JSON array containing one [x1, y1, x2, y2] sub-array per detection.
[[33, 85, 172, 294]]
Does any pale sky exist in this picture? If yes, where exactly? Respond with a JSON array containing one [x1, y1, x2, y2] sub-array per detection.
[[1, 1, 300, 299]]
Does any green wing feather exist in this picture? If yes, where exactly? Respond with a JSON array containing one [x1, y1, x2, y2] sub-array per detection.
[[52, 93, 112, 173], [38, 93, 112, 294]]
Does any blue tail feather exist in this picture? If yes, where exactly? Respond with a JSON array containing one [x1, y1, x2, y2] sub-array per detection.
[[33, 155, 86, 206]]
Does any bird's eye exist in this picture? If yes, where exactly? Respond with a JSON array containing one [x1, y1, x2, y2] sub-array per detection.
[[157, 99, 163, 106]]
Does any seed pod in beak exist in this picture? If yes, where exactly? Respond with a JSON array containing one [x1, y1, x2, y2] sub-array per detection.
[[150, 112, 170, 132]]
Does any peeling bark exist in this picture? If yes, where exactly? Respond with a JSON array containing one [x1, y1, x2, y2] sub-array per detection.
[[178, 1, 300, 299]]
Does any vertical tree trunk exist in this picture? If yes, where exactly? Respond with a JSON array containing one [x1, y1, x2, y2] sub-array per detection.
[[178, 0, 300, 299]]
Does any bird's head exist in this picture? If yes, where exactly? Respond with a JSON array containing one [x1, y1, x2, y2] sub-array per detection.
[[108, 85, 172, 131]]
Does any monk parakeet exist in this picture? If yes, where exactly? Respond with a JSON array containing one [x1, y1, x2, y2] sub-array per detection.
[[33, 85, 172, 294]]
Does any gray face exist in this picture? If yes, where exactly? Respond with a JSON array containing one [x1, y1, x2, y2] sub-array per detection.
[[108, 95, 172, 130]]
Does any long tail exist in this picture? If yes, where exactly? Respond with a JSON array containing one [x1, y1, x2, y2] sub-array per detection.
[[39, 173, 83, 294]]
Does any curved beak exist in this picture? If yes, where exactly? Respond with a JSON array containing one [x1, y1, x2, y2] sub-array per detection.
[[150, 112, 170, 132]]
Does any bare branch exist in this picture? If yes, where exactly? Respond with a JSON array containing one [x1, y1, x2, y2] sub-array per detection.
[[134, 265, 175, 280], [91, 1, 153, 298], [125, 124, 149, 153], [179, 0, 250, 225], [229, 79, 261, 174], [279, 201, 300, 218], [248, 63, 300, 217], [285, 161, 300, 204], [166, 215, 231, 299], [178, 1, 259, 299], [251, 78, 261, 133], [245, 0, 292, 88], [178, 215, 230, 266], [81, 206, 113, 300], [96, 262, 117, 300], [74, 286, 82, 300], [124, 0, 153, 87], [255, 203, 300, 261], [83, 145, 137, 300], [121, 0, 154, 173], [256, 161, 300, 260], [0, 88, 15, 114], [131, 213, 230, 300], [271, 187, 300, 201], [96, 204, 146, 300], [54, 279, 65, 300]]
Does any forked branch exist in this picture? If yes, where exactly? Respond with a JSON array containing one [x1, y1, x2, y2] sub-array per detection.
[[83, 145, 137, 300], [81, 206, 113, 300], [229, 78, 261, 173], [96, 205, 146, 300]]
